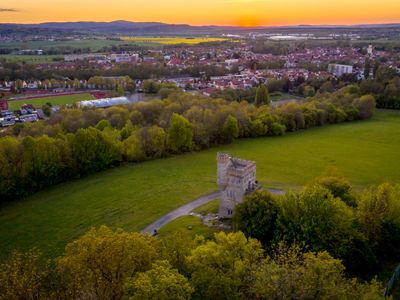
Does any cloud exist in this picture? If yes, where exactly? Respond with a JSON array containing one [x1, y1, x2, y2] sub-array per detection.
[[0, 8, 19, 13]]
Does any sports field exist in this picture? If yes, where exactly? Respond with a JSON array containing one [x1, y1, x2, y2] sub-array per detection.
[[8, 93, 95, 110], [0, 110, 399, 259]]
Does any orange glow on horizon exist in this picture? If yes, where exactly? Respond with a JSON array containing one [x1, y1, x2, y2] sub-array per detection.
[[237, 17, 263, 28], [0, 0, 399, 26]]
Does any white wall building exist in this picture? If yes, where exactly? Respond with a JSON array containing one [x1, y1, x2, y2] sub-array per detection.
[[328, 64, 353, 77]]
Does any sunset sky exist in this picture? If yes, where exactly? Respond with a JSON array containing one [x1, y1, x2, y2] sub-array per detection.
[[1, 0, 400, 26]]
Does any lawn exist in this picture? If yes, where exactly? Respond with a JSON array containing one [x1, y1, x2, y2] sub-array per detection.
[[7, 93, 95, 110], [157, 216, 218, 240], [270, 92, 302, 102], [192, 199, 220, 215], [0, 55, 63, 64], [0, 110, 399, 259]]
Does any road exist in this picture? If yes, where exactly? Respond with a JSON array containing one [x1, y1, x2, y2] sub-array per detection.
[[141, 188, 285, 234], [142, 191, 221, 234]]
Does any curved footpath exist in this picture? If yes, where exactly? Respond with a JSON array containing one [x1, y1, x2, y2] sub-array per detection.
[[142, 188, 284, 234]]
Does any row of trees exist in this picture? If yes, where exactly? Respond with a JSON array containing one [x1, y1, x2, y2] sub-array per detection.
[[234, 169, 400, 278], [0, 90, 375, 201], [0, 227, 386, 300]]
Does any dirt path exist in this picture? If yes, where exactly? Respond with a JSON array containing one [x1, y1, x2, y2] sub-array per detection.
[[142, 188, 284, 234], [142, 191, 221, 234]]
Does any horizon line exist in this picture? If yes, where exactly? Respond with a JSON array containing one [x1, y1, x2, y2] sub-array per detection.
[[2, 19, 400, 28]]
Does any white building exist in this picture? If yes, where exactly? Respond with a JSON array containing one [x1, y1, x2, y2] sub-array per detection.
[[78, 97, 130, 108], [367, 45, 374, 56], [328, 64, 353, 77]]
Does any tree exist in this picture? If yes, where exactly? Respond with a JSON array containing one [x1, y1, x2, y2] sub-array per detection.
[[116, 84, 125, 96], [221, 115, 239, 143], [166, 113, 193, 153], [364, 57, 371, 79], [314, 167, 354, 206], [0, 249, 49, 300], [187, 232, 263, 300], [276, 185, 355, 257], [95, 119, 112, 131], [20, 135, 61, 192], [0, 137, 22, 200], [144, 126, 166, 158], [69, 127, 122, 174], [142, 80, 160, 94], [250, 243, 383, 299], [57, 226, 160, 300], [42, 103, 52, 117], [124, 260, 193, 300], [357, 183, 400, 256], [255, 84, 270, 106], [353, 95, 375, 120], [161, 231, 197, 276], [233, 190, 279, 246]]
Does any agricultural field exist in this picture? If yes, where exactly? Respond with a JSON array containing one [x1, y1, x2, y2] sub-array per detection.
[[121, 36, 230, 45], [7, 93, 95, 110], [0, 37, 230, 53], [0, 110, 399, 259], [0, 54, 63, 64], [0, 39, 127, 51]]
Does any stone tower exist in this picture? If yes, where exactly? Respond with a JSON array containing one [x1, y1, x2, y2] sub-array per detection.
[[216, 152, 257, 218], [217, 152, 231, 187]]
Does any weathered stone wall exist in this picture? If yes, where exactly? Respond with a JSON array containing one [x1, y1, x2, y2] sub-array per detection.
[[217, 153, 257, 218], [217, 153, 231, 188]]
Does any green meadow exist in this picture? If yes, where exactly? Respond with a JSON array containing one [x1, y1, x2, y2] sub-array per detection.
[[0, 110, 399, 259], [0, 54, 63, 64], [8, 93, 94, 110], [0, 39, 164, 52], [158, 216, 219, 240]]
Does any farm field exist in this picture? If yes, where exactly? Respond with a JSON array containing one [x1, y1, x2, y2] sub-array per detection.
[[0, 54, 63, 64], [8, 93, 95, 110], [121, 36, 230, 45], [0, 37, 229, 52], [0, 110, 399, 259], [0, 39, 130, 51]]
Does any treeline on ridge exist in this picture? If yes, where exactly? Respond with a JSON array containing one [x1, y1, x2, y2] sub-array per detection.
[[0, 88, 375, 201]]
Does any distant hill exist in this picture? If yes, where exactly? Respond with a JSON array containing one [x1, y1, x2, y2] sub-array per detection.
[[1, 20, 400, 35]]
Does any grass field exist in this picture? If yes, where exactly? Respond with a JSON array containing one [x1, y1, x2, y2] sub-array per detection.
[[158, 216, 218, 240], [121, 37, 229, 45], [0, 37, 228, 53], [0, 55, 63, 64], [0, 110, 399, 259], [192, 199, 220, 215], [0, 40, 131, 51], [8, 93, 95, 110], [270, 92, 302, 102]]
